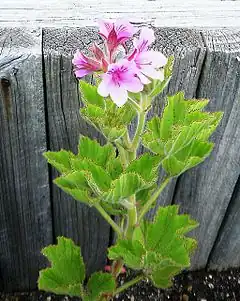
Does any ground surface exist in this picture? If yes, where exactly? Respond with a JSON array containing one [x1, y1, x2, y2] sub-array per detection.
[[1, 268, 240, 301]]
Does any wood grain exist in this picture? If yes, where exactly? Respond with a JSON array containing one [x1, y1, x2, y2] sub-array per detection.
[[208, 176, 240, 270], [173, 29, 240, 270], [0, 28, 52, 291], [43, 27, 110, 275], [0, 1, 240, 28]]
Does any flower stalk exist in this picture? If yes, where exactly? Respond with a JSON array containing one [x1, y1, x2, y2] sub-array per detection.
[[138, 177, 171, 222]]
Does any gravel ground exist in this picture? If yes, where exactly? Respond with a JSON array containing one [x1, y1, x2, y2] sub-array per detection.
[[1, 268, 240, 301]]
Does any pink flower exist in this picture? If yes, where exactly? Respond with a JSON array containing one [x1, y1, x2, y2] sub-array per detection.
[[72, 50, 101, 78], [97, 59, 143, 107], [128, 28, 167, 84], [98, 19, 135, 57], [90, 43, 105, 61]]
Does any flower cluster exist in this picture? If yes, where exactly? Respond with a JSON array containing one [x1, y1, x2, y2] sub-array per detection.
[[72, 20, 167, 106]]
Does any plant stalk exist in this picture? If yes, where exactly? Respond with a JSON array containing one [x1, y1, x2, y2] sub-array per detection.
[[138, 177, 171, 222], [125, 195, 137, 239], [129, 110, 146, 160], [94, 203, 123, 238]]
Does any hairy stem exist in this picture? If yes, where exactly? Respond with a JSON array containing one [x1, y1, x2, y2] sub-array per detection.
[[113, 274, 144, 296], [129, 110, 146, 160], [128, 96, 141, 111], [138, 177, 171, 222], [125, 195, 137, 239], [94, 203, 123, 237], [108, 95, 148, 298], [116, 142, 129, 170]]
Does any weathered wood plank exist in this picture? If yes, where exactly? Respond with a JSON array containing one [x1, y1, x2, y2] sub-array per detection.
[[0, 1, 240, 28], [173, 29, 240, 270], [147, 28, 206, 217], [208, 177, 240, 270], [43, 27, 110, 275], [0, 28, 52, 291]]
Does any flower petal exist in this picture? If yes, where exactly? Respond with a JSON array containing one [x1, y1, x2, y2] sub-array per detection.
[[75, 69, 92, 78], [141, 66, 164, 81], [140, 51, 167, 68], [72, 50, 87, 65], [109, 86, 128, 107], [134, 27, 155, 52], [122, 77, 143, 93], [115, 19, 135, 40], [138, 72, 151, 85], [98, 20, 113, 38], [97, 76, 111, 97]]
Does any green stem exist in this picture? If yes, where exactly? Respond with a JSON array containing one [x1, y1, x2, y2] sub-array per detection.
[[125, 195, 137, 239], [138, 177, 171, 222], [113, 275, 144, 296], [130, 110, 146, 160], [116, 142, 129, 170], [94, 203, 123, 238], [124, 99, 148, 236], [128, 96, 141, 111]]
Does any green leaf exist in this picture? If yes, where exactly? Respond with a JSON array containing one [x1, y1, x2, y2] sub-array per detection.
[[78, 136, 115, 167], [54, 171, 97, 205], [86, 272, 115, 301], [44, 150, 74, 174], [80, 82, 136, 141], [164, 55, 174, 78], [101, 201, 125, 216], [108, 240, 145, 269], [54, 171, 88, 190], [162, 140, 214, 176], [106, 157, 123, 180], [80, 81, 105, 108], [144, 205, 198, 266], [38, 237, 85, 297], [185, 98, 209, 112], [151, 258, 182, 288], [136, 184, 157, 207], [108, 206, 198, 289], [103, 173, 146, 203], [142, 92, 223, 176], [142, 130, 165, 158], [126, 153, 161, 183], [81, 103, 127, 141], [71, 158, 112, 192]]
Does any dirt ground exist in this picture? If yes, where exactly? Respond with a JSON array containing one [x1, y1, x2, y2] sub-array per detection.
[[1, 268, 240, 301]]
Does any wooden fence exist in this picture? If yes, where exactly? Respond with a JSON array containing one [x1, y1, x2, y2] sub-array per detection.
[[0, 0, 240, 293]]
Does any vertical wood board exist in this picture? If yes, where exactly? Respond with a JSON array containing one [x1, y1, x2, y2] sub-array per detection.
[[0, 28, 52, 291], [208, 177, 240, 270], [173, 29, 240, 269], [43, 27, 110, 275]]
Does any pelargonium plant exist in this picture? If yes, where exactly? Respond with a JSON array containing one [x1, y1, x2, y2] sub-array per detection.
[[38, 20, 223, 301]]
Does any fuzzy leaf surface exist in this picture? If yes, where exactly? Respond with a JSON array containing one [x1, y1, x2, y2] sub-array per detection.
[[108, 205, 198, 288], [85, 272, 115, 301], [103, 173, 146, 204], [44, 150, 74, 174], [80, 81, 136, 141], [38, 237, 85, 297], [142, 92, 223, 176]]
